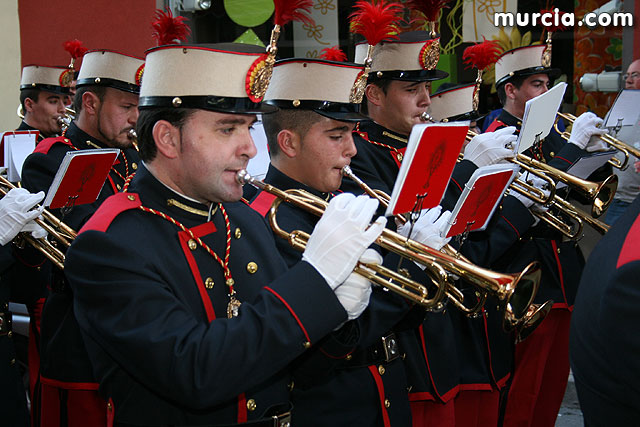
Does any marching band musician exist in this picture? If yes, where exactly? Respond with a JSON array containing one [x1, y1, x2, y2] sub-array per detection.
[[18, 65, 72, 142], [485, 44, 608, 427], [63, 43, 385, 426], [0, 187, 46, 427], [20, 49, 143, 427], [343, 30, 541, 426], [252, 56, 450, 426]]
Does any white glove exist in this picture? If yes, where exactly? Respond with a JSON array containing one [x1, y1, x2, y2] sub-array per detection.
[[464, 126, 518, 167], [334, 248, 380, 321], [0, 188, 45, 245], [567, 112, 606, 150], [398, 206, 452, 251], [303, 193, 387, 289], [512, 172, 551, 211]]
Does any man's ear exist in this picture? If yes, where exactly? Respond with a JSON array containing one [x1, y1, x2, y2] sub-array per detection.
[[504, 82, 517, 100], [365, 84, 383, 107], [23, 97, 36, 114], [276, 129, 301, 159], [152, 120, 181, 160], [82, 91, 100, 116]]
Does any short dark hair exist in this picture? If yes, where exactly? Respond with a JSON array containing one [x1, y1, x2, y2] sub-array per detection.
[[73, 85, 107, 114], [496, 75, 527, 105], [20, 89, 41, 111], [136, 107, 195, 162], [262, 109, 322, 158]]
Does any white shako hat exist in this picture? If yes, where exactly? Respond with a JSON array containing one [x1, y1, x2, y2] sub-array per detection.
[[494, 44, 560, 88], [264, 58, 368, 121], [354, 31, 448, 83], [138, 43, 276, 114], [76, 50, 144, 94], [428, 83, 483, 122], [20, 65, 72, 95]]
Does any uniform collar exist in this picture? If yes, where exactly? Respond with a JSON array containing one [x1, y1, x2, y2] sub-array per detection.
[[131, 163, 214, 220], [356, 121, 408, 149], [17, 120, 47, 141], [496, 109, 523, 130], [264, 164, 331, 201], [64, 122, 110, 150]]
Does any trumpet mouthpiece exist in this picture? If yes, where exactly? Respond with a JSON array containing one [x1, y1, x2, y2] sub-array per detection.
[[420, 112, 433, 122], [128, 129, 137, 139], [236, 169, 250, 185], [341, 165, 353, 177]]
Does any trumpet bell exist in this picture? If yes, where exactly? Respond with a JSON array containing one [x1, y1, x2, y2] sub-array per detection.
[[592, 173, 618, 217], [503, 262, 542, 329], [514, 300, 554, 343]]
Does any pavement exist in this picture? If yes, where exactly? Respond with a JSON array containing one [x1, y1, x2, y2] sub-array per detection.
[[556, 372, 584, 426]]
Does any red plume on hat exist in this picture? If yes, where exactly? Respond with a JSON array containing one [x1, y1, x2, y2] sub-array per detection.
[[463, 38, 502, 111], [151, 8, 191, 46], [273, 0, 315, 27], [349, 0, 404, 46], [348, 0, 404, 103], [320, 46, 348, 62], [246, 0, 315, 103], [406, 0, 451, 35], [63, 39, 87, 68], [462, 38, 501, 71]]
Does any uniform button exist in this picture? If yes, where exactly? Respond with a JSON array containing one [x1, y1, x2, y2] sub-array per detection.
[[378, 365, 385, 375], [246, 399, 257, 411], [288, 381, 295, 391], [10, 358, 16, 365], [132, 162, 138, 170], [345, 354, 353, 361], [127, 195, 136, 201], [107, 402, 113, 411], [116, 184, 122, 191], [303, 341, 311, 349], [234, 228, 242, 239], [517, 121, 522, 126], [205, 277, 214, 289], [225, 278, 235, 287], [7, 331, 12, 338], [557, 247, 561, 254], [401, 353, 406, 360], [64, 138, 70, 142], [188, 239, 197, 250], [246, 262, 258, 274], [396, 153, 403, 162], [550, 151, 555, 157], [384, 399, 391, 408]]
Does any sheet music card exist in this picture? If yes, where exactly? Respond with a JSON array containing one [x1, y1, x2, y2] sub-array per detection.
[[518, 82, 567, 153], [386, 122, 469, 217], [556, 150, 617, 190], [44, 148, 120, 209], [2, 131, 38, 182], [444, 164, 519, 238], [604, 89, 640, 129]]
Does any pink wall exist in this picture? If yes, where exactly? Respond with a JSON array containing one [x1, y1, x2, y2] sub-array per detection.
[[19, 0, 157, 67]]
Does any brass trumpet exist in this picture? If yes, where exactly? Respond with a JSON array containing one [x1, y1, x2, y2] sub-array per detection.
[[466, 129, 617, 218], [0, 176, 76, 270], [341, 166, 543, 324], [238, 170, 542, 329], [18, 104, 75, 132], [555, 112, 640, 170]]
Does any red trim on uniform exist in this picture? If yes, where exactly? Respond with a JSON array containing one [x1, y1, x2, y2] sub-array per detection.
[[458, 383, 494, 391], [105, 174, 118, 193], [450, 177, 463, 192], [551, 302, 570, 310], [495, 372, 511, 389], [79, 192, 142, 233], [237, 393, 248, 423], [40, 376, 100, 390], [553, 155, 572, 166], [178, 223, 217, 322], [13, 249, 46, 268], [249, 191, 278, 217], [367, 365, 391, 427], [550, 240, 568, 306], [617, 213, 640, 267], [482, 311, 500, 386], [263, 286, 311, 343], [33, 136, 74, 154], [500, 215, 520, 238], [418, 324, 444, 401], [318, 347, 353, 359], [485, 119, 506, 133]]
